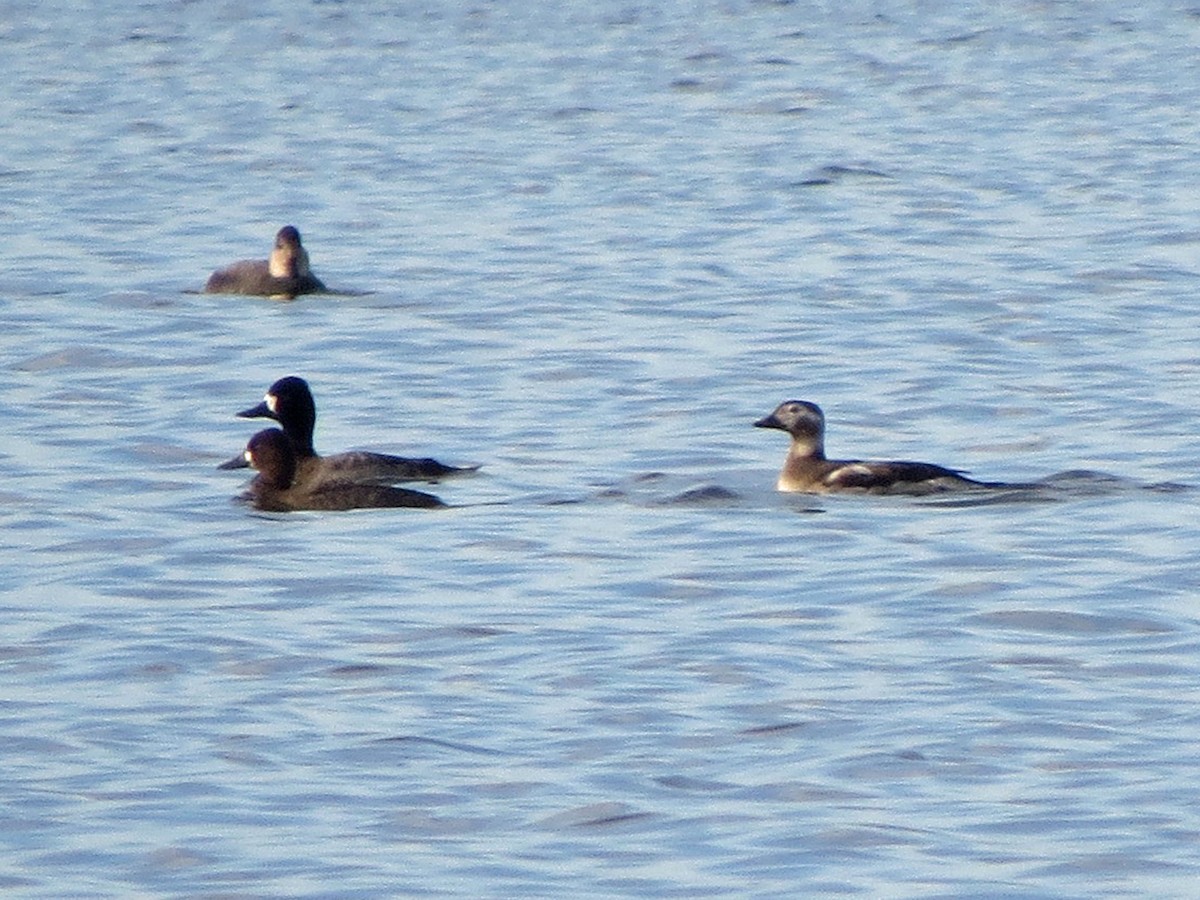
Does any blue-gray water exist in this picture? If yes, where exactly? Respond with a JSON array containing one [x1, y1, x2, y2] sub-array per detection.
[[4, 1, 1200, 896]]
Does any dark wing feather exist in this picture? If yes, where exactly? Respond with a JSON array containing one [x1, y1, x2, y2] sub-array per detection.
[[304, 482, 446, 510], [824, 460, 977, 492], [322, 450, 479, 484]]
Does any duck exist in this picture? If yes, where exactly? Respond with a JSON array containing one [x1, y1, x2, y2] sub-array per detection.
[[204, 225, 327, 299], [235, 375, 477, 485], [219, 429, 446, 511], [754, 400, 997, 494]]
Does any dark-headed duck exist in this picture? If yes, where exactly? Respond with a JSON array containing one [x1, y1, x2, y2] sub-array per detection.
[[236, 376, 477, 485], [220, 428, 445, 511], [204, 226, 326, 299], [755, 400, 997, 495]]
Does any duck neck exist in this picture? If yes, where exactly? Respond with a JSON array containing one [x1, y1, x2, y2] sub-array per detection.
[[281, 410, 318, 457], [289, 429, 317, 458], [269, 247, 298, 278], [790, 436, 826, 461]]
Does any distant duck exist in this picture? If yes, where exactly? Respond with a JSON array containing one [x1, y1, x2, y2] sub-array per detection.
[[755, 400, 998, 494], [220, 428, 446, 511], [204, 225, 327, 299], [236, 375, 478, 485]]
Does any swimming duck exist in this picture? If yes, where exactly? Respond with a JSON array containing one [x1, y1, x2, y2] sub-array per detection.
[[219, 428, 446, 511], [204, 226, 327, 299], [236, 376, 477, 485], [755, 400, 995, 494]]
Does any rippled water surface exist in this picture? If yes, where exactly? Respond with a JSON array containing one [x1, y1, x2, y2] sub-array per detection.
[[4, 1, 1200, 896]]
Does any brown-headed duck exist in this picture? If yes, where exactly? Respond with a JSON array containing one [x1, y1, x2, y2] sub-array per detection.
[[219, 428, 446, 511], [204, 226, 326, 299]]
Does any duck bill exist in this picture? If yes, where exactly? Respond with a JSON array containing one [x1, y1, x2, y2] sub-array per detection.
[[218, 451, 250, 470], [754, 414, 784, 430], [236, 400, 273, 420]]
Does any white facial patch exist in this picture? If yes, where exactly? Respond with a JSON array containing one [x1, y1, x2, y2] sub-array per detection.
[[266, 393, 278, 414]]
